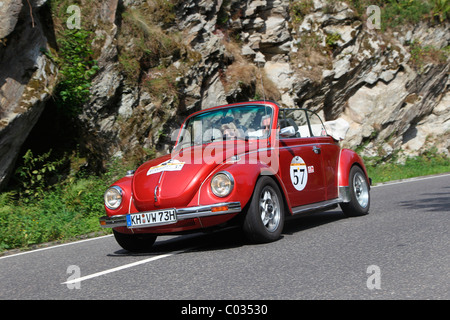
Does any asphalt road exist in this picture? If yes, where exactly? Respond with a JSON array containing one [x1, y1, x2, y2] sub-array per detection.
[[1, 174, 449, 301]]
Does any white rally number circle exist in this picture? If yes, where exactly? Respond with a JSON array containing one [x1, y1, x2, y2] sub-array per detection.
[[290, 156, 308, 191]]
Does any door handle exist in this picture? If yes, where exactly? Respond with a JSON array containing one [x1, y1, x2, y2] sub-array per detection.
[[313, 146, 321, 154]]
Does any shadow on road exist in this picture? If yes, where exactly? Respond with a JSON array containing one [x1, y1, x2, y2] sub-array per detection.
[[108, 209, 346, 257], [283, 209, 345, 235], [398, 188, 450, 213]]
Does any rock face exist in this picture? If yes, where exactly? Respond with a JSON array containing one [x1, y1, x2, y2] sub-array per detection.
[[0, 0, 449, 189], [0, 0, 23, 39], [0, 0, 58, 190], [80, 0, 448, 161]]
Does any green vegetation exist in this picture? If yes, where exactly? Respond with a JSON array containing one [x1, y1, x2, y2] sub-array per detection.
[[51, 29, 99, 115], [0, 178, 107, 251], [0, 155, 137, 252], [47, 0, 99, 116], [290, 0, 314, 24], [325, 32, 342, 51], [432, 0, 450, 22], [117, 2, 199, 104], [408, 40, 449, 73], [0, 1, 105, 252], [380, 0, 433, 28], [349, 0, 449, 29], [15, 149, 66, 200], [364, 148, 450, 184]]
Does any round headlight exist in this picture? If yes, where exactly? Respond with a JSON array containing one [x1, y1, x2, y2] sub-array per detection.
[[104, 186, 123, 210], [211, 172, 234, 197]]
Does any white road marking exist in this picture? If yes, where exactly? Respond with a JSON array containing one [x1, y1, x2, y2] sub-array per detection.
[[61, 247, 194, 285], [0, 235, 113, 260]]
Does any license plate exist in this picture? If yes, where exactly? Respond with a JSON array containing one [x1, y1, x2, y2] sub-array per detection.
[[126, 209, 177, 228]]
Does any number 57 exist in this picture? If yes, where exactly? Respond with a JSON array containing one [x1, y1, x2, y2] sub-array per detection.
[[293, 168, 305, 185]]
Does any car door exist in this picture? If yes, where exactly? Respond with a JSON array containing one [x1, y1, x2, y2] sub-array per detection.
[[306, 111, 340, 200], [278, 109, 326, 208]]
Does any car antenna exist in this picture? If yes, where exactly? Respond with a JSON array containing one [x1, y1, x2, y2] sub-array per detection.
[[256, 59, 266, 104]]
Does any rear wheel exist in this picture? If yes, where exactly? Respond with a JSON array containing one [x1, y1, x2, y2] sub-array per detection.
[[243, 176, 285, 243], [113, 230, 157, 252], [340, 166, 370, 217]]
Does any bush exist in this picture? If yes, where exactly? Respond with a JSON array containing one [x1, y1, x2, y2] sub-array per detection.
[[48, 29, 99, 116], [14, 149, 66, 200], [0, 157, 128, 251], [0, 177, 110, 251]]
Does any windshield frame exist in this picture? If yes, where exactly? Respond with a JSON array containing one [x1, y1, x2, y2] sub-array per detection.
[[174, 103, 276, 151]]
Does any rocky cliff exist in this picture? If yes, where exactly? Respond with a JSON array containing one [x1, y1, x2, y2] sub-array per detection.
[[0, 0, 449, 189], [0, 0, 58, 190]]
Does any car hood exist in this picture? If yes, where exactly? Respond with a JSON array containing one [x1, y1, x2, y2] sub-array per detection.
[[132, 141, 253, 211]]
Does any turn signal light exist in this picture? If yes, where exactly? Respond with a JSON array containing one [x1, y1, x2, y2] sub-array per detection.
[[212, 205, 228, 212]]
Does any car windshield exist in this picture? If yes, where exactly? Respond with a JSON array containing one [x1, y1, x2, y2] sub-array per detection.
[[175, 105, 273, 149]]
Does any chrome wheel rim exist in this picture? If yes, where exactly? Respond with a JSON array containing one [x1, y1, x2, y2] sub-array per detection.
[[259, 186, 281, 232], [353, 172, 369, 208]]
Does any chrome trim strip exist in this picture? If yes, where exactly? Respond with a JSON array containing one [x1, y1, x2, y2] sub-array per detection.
[[291, 198, 342, 215], [99, 215, 127, 228], [99, 202, 241, 228], [177, 201, 241, 219], [154, 185, 158, 202]]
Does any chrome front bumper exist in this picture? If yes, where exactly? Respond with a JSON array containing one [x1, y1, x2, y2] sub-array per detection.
[[99, 202, 242, 228]]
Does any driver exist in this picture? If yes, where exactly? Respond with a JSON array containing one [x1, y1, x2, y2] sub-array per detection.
[[221, 122, 240, 139]]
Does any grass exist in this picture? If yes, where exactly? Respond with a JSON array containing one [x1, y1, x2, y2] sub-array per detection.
[[364, 150, 450, 184], [348, 0, 449, 29], [408, 41, 449, 73], [0, 179, 110, 251], [0, 156, 136, 252]]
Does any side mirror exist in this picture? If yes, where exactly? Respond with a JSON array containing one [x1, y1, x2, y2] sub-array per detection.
[[280, 126, 296, 138]]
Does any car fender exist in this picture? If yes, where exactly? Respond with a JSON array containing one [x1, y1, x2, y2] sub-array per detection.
[[338, 148, 370, 201]]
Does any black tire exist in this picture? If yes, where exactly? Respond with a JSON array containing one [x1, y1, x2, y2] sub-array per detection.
[[113, 230, 157, 252], [243, 176, 285, 243], [340, 166, 370, 217]]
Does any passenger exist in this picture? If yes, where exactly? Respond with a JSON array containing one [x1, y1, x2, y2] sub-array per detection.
[[221, 122, 240, 139], [261, 115, 271, 137]]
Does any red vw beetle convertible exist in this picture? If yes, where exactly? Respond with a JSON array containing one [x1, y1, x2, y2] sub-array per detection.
[[100, 101, 370, 252]]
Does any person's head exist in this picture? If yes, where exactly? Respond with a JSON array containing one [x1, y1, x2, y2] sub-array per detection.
[[221, 122, 238, 138], [261, 115, 271, 130]]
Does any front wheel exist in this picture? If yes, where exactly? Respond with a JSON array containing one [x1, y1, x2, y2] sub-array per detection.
[[243, 176, 285, 243], [113, 230, 157, 252], [340, 166, 370, 217]]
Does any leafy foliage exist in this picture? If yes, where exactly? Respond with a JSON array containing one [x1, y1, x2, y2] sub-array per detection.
[[431, 0, 450, 22], [15, 150, 66, 200], [0, 158, 136, 251], [325, 32, 342, 51], [50, 29, 99, 115]]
